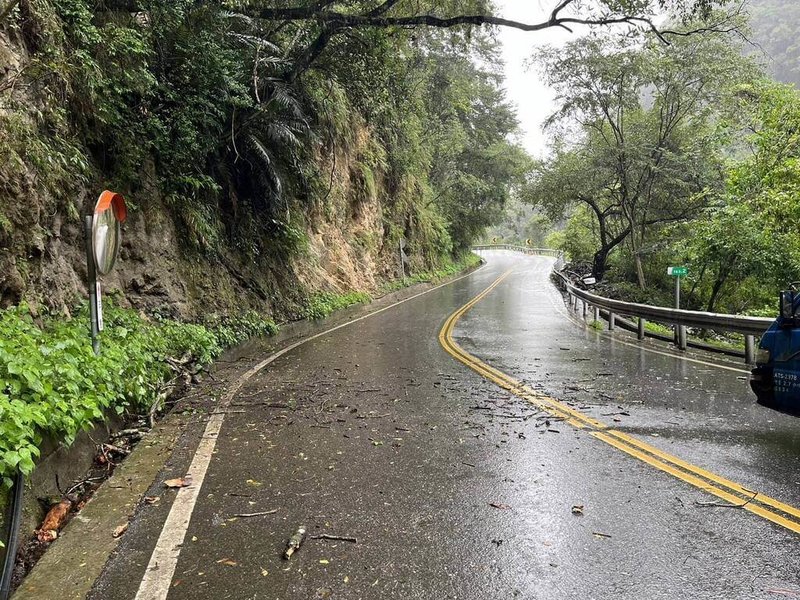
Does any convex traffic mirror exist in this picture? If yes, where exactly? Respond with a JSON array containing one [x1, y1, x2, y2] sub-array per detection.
[[92, 190, 127, 275]]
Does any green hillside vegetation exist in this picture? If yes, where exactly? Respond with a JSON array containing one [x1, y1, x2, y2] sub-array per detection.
[[0, 0, 533, 480], [0, 0, 527, 296]]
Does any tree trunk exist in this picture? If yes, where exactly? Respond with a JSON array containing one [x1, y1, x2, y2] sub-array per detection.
[[706, 276, 726, 313], [592, 248, 610, 282], [634, 251, 646, 290], [628, 220, 646, 290], [686, 263, 706, 307]]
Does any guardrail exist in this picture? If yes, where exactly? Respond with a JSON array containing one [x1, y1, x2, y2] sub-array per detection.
[[472, 244, 773, 365], [472, 244, 562, 258]]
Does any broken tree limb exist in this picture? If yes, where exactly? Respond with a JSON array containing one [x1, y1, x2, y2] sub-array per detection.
[[311, 534, 358, 543], [232, 510, 278, 518], [695, 492, 758, 509]]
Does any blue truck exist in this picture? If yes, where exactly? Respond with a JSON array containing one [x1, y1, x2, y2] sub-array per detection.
[[751, 289, 800, 412]]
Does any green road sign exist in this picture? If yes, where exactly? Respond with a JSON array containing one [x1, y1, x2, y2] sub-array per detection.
[[668, 266, 688, 277]]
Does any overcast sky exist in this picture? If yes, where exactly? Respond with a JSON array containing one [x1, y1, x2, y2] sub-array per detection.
[[495, 1, 674, 157], [494, 0, 574, 157]]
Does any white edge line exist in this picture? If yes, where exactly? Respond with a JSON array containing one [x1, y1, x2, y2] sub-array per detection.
[[134, 263, 487, 600]]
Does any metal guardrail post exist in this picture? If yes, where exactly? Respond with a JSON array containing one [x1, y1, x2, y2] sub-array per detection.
[[608, 312, 615, 331], [593, 306, 599, 322], [745, 335, 755, 365], [582, 300, 587, 319], [678, 325, 687, 351], [638, 317, 645, 340]]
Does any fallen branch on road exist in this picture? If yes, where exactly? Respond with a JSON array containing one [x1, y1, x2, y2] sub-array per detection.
[[232, 510, 278, 518], [694, 492, 758, 509], [311, 534, 358, 543]]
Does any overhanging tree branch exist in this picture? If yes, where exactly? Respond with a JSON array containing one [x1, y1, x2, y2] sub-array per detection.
[[257, 4, 743, 42], [255, 1, 745, 92], [258, 9, 665, 37]]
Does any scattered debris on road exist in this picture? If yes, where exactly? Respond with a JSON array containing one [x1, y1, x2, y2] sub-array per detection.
[[231, 510, 278, 518], [571, 505, 584, 515], [283, 526, 307, 559], [766, 589, 800, 598], [695, 492, 758, 509], [216, 558, 238, 566], [311, 534, 358, 543], [164, 475, 192, 488]]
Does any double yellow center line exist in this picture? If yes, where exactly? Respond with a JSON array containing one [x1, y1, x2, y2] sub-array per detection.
[[440, 270, 800, 535]]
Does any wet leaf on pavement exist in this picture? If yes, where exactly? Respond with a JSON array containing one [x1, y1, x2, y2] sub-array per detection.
[[164, 475, 192, 488]]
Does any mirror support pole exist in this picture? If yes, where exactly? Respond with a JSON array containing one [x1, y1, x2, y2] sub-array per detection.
[[84, 216, 100, 355]]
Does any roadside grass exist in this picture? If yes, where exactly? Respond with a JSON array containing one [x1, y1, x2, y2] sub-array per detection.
[[624, 317, 746, 353], [643, 320, 745, 351], [302, 291, 372, 320], [644, 321, 673, 335], [302, 253, 482, 320], [380, 252, 482, 294]]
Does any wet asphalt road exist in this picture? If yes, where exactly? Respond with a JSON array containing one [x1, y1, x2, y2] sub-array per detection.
[[90, 251, 800, 599]]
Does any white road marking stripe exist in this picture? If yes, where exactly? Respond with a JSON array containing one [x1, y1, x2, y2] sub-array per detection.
[[134, 264, 487, 599], [134, 414, 223, 600]]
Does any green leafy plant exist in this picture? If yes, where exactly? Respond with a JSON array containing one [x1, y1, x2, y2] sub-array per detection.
[[380, 252, 482, 293], [203, 311, 279, 347], [302, 291, 371, 320], [0, 301, 278, 484]]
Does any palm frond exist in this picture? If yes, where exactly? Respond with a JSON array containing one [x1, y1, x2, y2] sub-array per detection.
[[265, 122, 301, 148], [229, 33, 281, 53], [247, 134, 273, 168], [219, 11, 257, 27]]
